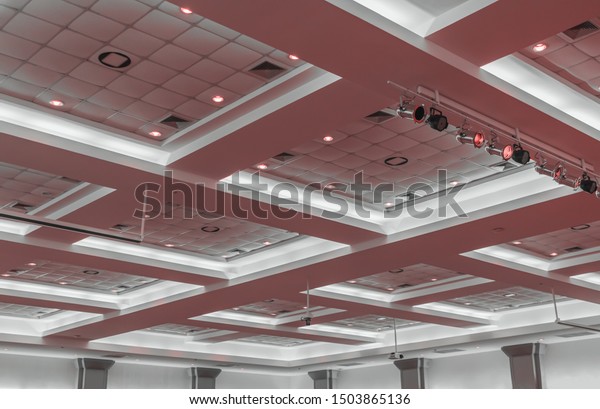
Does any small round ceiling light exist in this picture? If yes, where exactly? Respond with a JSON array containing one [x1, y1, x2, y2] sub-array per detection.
[[201, 226, 220, 233], [149, 131, 162, 138], [389, 268, 404, 274], [533, 43, 547, 52], [384, 202, 394, 208], [549, 252, 558, 257], [26, 262, 37, 267], [164, 243, 175, 247], [49, 100, 64, 107], [571, 224, 591, 231], [263, 241, 271, 246], [512, 241, 522, 245], [212, 95, 224, 103], [98, 51, 132, 69], [503, 293, 516, 297], [257, 163, 268, 170], [179, 7, 193, 14], [323, 135, 334, 142], [83, 270, 100, 275], [288, 54, 299, 60]]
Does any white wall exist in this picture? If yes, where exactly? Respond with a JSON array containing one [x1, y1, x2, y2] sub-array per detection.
[[0, 354, 76, 388], [2, 338, 600, 388]]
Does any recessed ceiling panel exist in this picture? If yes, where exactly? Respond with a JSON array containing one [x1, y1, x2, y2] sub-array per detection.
[[237, 335, 313, 347], [444, 286, 564, 312], [117, 206, 301, 260], [347, 263, 468, 293], [508, 220, 600, 258], [0, 0, 304, 143], [328, 314, 419, 332], [2, 260, 158, 294], [146, 323, 219, 336], [0, 302, 60, 319], [233, 299, 316, 318]]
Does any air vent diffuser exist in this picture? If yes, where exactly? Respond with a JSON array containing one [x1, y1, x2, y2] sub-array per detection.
[[248, 60, 286, 80], [564, 246, 584, 253], [160, 115, 191, 130], [563, 21, 599, 40], [434, 348, 465, 354], [364, 108, 396, 124], [272, 152, 296, 163]]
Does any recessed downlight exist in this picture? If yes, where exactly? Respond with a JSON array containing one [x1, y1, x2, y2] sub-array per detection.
[[164, 243, 175, 247], [348, 280, 357, 284], [386, 287, 395, 291], [49, 99, 64, 107], [201, 226, 220, 233], [533, 43, 547, 52], [288, 54, 299, 60], [257, 163, 268, 170], [512, 241, 522, 245], [384, 202, 394, 208], [263, 241, 271, 246], [212, 95, 224, 103], [323, 135, 334, 142], [388, 268, 404, 274], [58, 281, 68, 285], [83, 270, 100, 275], [0, 273, 11, 277], [179, 7, 193, 14], [149, 131, 162, 138], [26, 262, 37, 267], [549, 252, 558, 257], [503, 293, 516, 297], [571, 224, 591, 231]]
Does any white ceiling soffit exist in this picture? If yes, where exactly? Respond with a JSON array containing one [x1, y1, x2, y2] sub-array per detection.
[[482, 55, 600, 141], [326, 0, 497, 37]]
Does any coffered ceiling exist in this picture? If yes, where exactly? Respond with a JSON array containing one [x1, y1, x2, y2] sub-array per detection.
[[0, 0, 599, 372]]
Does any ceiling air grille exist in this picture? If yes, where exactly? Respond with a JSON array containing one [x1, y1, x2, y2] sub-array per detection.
[[160, 115, 191, 130], [564, 246, 584, 253], [364, 108, 396, 124], [272, 152, 296, 163], [563, 21, 599, 40], [248, 60, 286, 80]]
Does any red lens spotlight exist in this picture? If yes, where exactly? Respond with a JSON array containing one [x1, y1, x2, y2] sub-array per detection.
[[486, 144, 513, 161], [457, 130, 486, 148]]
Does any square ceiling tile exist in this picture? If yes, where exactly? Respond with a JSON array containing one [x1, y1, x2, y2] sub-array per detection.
[[71, 101, 116, 122], [70, 61, 121, 86], [48, 30, 103, 58], [572, 32, 600, 57], [173, 27, 228, 56], [544, 45, 589, 69], [354, 145, 394, 161], [88, 88, 135, 110], [235, 35, 275, 55], [122, 100, 168, 122], [149, 44, 198, 71], [290, 141, 322, 155], [401, 143, 440, 160], [174, 99, 218, 120], [219, 72, 264, 94], [0, 5, 16, 27], [134, 10, 190, 40], [104, 112, 146, 133], [141, 88, 188, 110], [309, 146, 348, 162], [198, 19, 239, 40], [163, 73, 210, 97], [0, 77, 43, 100], [91, 0, 151, 25], [105, 75, 154, 98], [379, 135, 419, 151], [210, 42, 262, 70], [51, 76, 100, 99], [3, 13, 61, 44], [568, 58, 600, 81], [332, 137, 370, 154], [334, 154, 370, 169], [0, 53, 22, 75], [110, 28, 165, 58], [355, 126, 396, 144], [69, 11, 126, 42], [23, 0, 83, 25], [11, 63, 62, 87], [312, 162, 348, 177], [29, 48, 82, 74], [405, 125, 444, 142], [0, 32, 41, 60], [185, 58, 235, 83], [126, 60, 176, 85]]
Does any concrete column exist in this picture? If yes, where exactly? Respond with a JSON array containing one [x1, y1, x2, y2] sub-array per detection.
[[75, 358, 115, 389], [394, 358, 428, 389], [308, 369, 337, 389], [501, 342, 545, 389], [189, 367, 222, 389]]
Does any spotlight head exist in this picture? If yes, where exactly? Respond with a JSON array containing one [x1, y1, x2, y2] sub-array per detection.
[[511, 144, 530, 164], [427, 108, 448, 131], [580, 174, 597, 194], [397, 104, 426, 123], [388, 352, 404, 360], [552, 164, 565, 181], [558, 176, 580, 189], [486, 144, 514, 161], [456, 130, 486, 148]]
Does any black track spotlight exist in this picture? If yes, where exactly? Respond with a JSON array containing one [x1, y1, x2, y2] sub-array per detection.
[[426, 108, 448, 131], [579, 173, 597, 194], [511, 144, 530, 164], [486, 143, 514, 161], [535, 163, 564, 181], [456, 130, 486, 148], [396, 104, 426, 123]]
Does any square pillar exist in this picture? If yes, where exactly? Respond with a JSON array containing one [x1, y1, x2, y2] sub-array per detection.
[[501, 342, 545, 389]]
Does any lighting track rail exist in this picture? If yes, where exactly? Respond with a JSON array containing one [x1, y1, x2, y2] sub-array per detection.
[[386, 80, 599, 181], [0, 211, 142, 244]]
